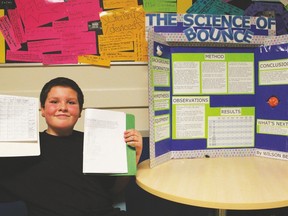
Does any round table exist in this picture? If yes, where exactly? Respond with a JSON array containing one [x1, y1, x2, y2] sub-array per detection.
[[136, 157, 288, 216]]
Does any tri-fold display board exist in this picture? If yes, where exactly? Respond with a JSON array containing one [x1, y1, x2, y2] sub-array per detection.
[[148, 14, 288, 167]]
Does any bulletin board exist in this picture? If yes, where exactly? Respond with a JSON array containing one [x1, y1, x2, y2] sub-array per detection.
[[1, 0, 288, 66], [0, 0, 147, 66], [0, 0, 183, 66]]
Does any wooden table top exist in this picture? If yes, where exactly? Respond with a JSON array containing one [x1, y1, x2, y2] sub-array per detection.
[[136, 157, 288, 210]]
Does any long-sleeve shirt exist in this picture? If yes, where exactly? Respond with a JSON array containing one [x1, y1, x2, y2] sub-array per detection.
[[0, 131, 126, 216]]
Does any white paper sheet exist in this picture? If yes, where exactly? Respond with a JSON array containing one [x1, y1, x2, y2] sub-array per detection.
[[0, 95, 40, 156], [83, 108, 127, 174]]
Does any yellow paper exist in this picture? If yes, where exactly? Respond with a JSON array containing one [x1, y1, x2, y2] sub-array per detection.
[[134, 32, 148, 62], [100, 41, 134, 53], [98, 33, 134, 43], [98, 34, 134, 53], [0, 9, 5, 63], [78, 55, 111, 67], [177, 0, 193, 13], [100, 6, 145, 36], [99, 32, 147, 62], [103, 0, 138, 9], [99, 7, 147, 62], [101, 51, 136, 61]]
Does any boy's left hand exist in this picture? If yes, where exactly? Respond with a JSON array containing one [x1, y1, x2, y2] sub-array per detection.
[[124, 129, 143, 164]]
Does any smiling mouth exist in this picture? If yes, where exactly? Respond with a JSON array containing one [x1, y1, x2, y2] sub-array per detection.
[[55, 114, 70, 118]]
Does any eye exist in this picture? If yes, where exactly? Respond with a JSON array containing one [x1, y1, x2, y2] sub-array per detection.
[[68, 101, 77, 105], [50, 100, 58, 104]]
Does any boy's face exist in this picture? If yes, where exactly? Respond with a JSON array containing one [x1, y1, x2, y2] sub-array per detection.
[[41, 86, 81, 136]]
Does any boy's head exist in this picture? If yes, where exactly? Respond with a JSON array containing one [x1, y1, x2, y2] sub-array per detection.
[[40, 77, 84, 111]]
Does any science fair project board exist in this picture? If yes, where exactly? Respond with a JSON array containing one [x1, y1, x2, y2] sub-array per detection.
[[148, 14, 288, 168]]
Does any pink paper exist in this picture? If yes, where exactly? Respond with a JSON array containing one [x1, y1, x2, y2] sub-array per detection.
[[61, 31, 97, 55], [42, 54, 78, 65], [27, 39, 63, 53], [62, 31, 96, 43], [15, 0, 68, 29], [0, 15, 21, 51], [10, 0, 103, 64], [8, 9, 26, 43], [25, 27, 60, 41], [62, 43, 97, 55], [66, 0, 102, 21], [53, 20, 88, 33], [6, 50, 42, 62]]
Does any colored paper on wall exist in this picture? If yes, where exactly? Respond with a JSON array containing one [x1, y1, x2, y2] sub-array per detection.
[[100, 6, 146, 61], [15, 0, 68, 29], [61, 32, 97, 55], [0, 15, 21, 51], [65, 0, 102, 22], [0, 9, 5, 63], [78, 55, 111, 67], [100, 6, 145, 35], [102, 0, 138, 9], [98, 33, 134, 53], [134, 31, 148, 62], [6, 50, 42, 63], [177, 0, 193, 13], [42, 54, 78, 65], [8, 9, 27, 44], [1, 0, 102, 64], [101, 51, 136, 61], [143, 0, 177, 13], [27, 39, 63, 53], [187, 0, 244, 15]]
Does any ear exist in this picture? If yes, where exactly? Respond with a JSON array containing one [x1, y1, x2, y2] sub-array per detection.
[[41, 107, 45, 117]]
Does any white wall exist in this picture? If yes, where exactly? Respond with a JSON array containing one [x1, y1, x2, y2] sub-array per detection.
[[0, 64, 149, 136]]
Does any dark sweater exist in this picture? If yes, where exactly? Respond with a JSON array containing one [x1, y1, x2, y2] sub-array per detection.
[[0, 131, 125, 216]]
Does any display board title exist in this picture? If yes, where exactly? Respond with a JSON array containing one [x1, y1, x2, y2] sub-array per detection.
[[146, 13, 276, 43]]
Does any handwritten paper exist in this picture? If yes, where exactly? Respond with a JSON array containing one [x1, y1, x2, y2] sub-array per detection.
[[25, 26, 60, 41], [98, 32, 147, 61], [100, 6, 146, 61], [7, 9, 26, 44], [15, 0, 68, 29], [103, 0, 138, 9], [143, 0, 177, 13], [0, 95, 40, 157], [65, 0, 102, 22], [61, 32, 97, 55], [0, 15, 21, 51], [78, 55, 111, 67], [27, 39, 63, 53], [53, 20, 88, 33], [100, 6, 145, 35], [98, 33, 134, 53], [134, 31, 148, 62], [1, 0, 103, 64], [0, 9, 5, 63], [42, 54, 78, 65], [83, 109, 127, 174], [6, 50, 42, 62], [101, 51, 136, 61], [186, 0, 244, 15], [0, 95, 38, 141], [1, 0, 147, 64]]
